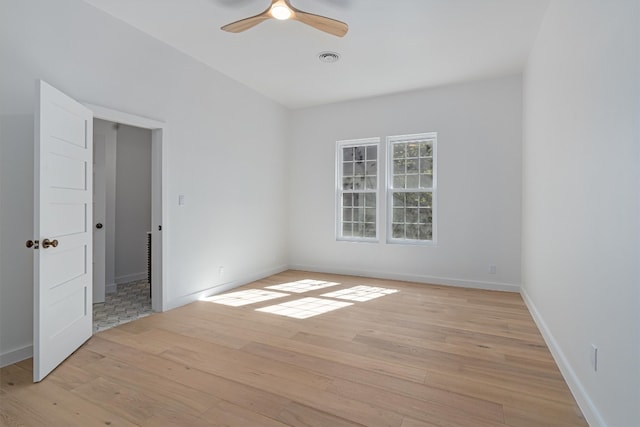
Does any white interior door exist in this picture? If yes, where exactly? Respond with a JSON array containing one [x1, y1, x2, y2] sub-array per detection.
[[92, 125, 107, 303], [33, 80, 93, 382]]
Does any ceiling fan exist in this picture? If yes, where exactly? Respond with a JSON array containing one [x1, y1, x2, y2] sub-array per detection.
[[221, 0, 348, 37]]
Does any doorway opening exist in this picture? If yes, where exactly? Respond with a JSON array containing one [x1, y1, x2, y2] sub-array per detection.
[[87, 104, 167, 332]]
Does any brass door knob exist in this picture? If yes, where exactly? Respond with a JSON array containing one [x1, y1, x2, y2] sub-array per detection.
[[42, 238, 59, 249]]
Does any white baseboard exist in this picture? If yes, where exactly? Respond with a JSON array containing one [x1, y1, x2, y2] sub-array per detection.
[[115, 271, 147, 285], [0, 344, 33, 368], [520, 287, 605, 427], [163, 264, 289, 311], [105, 282, 117, 293], [288, 264, 520, 293]]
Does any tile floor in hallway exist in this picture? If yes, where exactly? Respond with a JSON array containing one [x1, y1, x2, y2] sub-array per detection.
[[92, 279, 153, 332]]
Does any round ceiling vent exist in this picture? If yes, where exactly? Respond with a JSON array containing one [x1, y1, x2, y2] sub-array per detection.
[[318, 51, 341, 63]]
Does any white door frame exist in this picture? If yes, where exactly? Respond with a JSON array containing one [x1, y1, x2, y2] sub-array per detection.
[[85, 103, 168, 312]]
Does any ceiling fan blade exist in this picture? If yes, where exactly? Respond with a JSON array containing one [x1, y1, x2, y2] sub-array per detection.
[[221, 0, 349, 37], [221, 8, 272, 33], [286, 1, 348, 37]]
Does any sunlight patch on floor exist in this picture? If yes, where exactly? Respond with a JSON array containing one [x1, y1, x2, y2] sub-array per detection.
[[202, 289, 289, 307], [256, 297, 353, 319], [265, 279, 341, 293], [321, 285, 398, 302]]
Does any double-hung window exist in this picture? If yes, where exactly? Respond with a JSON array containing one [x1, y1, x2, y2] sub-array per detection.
[[387, 133, 437, 244], [335, 133, 436, 244], [336, 138, 379, 241]]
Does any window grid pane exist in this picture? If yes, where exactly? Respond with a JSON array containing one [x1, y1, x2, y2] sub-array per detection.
[[392, 140, 434, 191], [341, 191, 376, 239], [389, 137, 435, 242], [338, 142, 378, 241]]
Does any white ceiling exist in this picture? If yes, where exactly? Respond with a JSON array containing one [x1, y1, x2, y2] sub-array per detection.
[[82, 0, 550, 109]]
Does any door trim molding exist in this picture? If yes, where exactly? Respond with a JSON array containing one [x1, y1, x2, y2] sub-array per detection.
[[85, 103, 168, 312]]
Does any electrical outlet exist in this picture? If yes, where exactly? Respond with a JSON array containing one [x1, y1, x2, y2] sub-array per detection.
[[488, 265, 497, 274], [590, 344, 598, 372], [219, 266, 224, 277]]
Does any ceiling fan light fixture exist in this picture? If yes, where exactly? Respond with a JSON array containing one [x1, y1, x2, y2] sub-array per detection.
[[271, 4, 292, 20], [221, 0, 348, 37]]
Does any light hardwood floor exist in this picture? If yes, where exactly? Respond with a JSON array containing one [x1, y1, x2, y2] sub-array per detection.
[[0, 270, 587, 426]]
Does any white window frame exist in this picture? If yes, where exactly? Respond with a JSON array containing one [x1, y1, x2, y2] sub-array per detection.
[[386, 133, 437, 245], [335, 138, 380, 242]]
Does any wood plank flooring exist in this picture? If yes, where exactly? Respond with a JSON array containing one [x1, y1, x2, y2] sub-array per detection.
[[0, 270, 587, 426]]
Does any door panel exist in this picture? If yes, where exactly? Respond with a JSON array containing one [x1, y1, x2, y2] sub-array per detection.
[[34, 80, 93, 382], [44, 202, 87, 237], [48, 153, 87, 189], [47, 103, 87, 148], [42, 245, 87, 289]]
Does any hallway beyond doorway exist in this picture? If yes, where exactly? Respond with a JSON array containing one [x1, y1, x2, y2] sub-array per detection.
[[93, 279, 153, 332]]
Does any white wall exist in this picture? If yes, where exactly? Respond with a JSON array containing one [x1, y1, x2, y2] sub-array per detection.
[[0, 115, 35, 366], [522, 1, 640, 425], [0, 0, 289, 364], [115, 124, 151, 283], [288, 76, 523, 290]]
